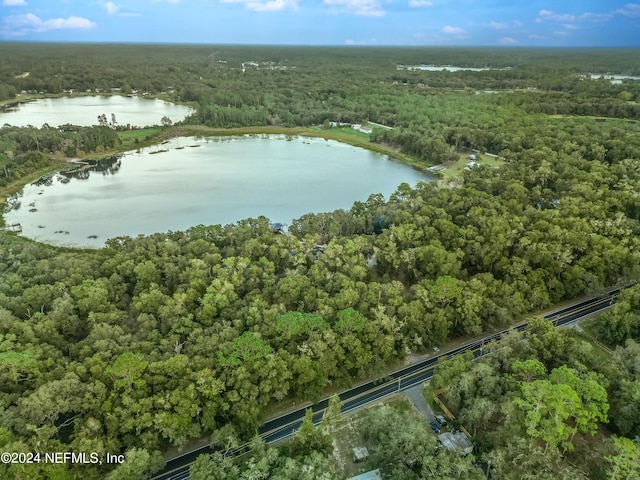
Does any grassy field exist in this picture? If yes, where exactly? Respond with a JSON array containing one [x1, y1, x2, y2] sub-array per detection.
[[568, 329, 612, 366], [118, 127, 163, 146], [325, 126, 371, 139], [577, 315, 616, 353], [439, 151, 505, 179], [0, 92, 49, 108]]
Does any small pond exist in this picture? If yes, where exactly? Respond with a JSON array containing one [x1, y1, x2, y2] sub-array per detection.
[[4, 135, 432, 248], [0, 95, 192, 128]]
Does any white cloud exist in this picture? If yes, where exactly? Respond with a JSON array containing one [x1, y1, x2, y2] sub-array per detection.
[[442, 25, 463, 35], [408, 0, 433, 7], [499, 36, 518, 45], [537, 9, 576, 22], [2, 0, 27, 5], [617, 3, 640, 17], [248, 0, 299, 11], [220, 0, 299, 11], [323, 0, 385, 16], [488, 20, 507, 29], [104, 1, 119, 14], [489, 19, 522, 30], [345, 38, 376, 45], [528, 33, 545, 40], [153, 0, 182, 3], [563, 23, 577, 29], [2, 13, 96, 35], [579, 12, 613, 22], [101, 1, 140, 16]]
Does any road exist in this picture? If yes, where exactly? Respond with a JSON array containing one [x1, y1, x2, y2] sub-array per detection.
[[151, 287, 621, 480]]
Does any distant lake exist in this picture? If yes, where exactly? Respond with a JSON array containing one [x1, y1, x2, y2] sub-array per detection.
[[4, 135, 432, 248], [0, 95, 192, 128], [397, 65, 505, 72], [588, 74, 640, 85]]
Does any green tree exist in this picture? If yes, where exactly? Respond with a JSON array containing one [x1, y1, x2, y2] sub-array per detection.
[[217, 332, 273, 368], [190, 453, 239, 480], [489, 437, 588, 480], [593, 285, 640, 345], [322, 394, 342, 432], [104, 448, 163, 480], [548, 365, 609, 438], [290, 409, 333, 458], [611, 379, 640, 437], [431, 350, 473, 392], [605, 436, 640, 480], [107, 352, 148, 390], [511, 359, 547, 382]]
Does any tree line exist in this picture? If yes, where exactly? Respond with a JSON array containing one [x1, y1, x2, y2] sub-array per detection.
[[0, 125, 121, 187]]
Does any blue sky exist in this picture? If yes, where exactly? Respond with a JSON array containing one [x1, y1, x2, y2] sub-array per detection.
[[1, 0, 639, 46]]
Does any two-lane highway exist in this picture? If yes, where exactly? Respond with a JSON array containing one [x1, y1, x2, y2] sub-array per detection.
[[152, 287, 621, 480]]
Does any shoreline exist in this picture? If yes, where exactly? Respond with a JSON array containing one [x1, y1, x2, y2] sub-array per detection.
[[0, 124, 441, 232], [0, 96, 442, 232]]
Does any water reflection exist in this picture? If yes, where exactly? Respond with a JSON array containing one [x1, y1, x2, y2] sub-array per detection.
[[5, 135, 432, 248], [0, 96, 192, 128]]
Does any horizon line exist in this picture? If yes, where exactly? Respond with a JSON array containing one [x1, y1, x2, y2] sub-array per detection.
[[1, 41, 640, 48]]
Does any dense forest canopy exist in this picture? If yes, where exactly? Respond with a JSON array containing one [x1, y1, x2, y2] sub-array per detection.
[[1, 45, 640, 478], [2, 45, 640, 169]]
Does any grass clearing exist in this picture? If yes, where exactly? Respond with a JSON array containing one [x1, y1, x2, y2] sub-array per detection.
[[439, 151, 505, 179], [331, 395, 419, 478], [118, 127, 162, 146], [327, 126, 371, 139], [0, 92, 48, 108], [578, 315, 602, 339], [578, 315, 617, 353], [568, 330, 612, 367]]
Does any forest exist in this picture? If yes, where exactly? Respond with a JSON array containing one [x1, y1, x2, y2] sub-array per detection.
[[0, 44, 640, 478]]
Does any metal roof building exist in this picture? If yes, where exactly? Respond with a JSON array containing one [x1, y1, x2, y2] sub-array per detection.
[[438, 431, 474, 455], [349, 469, 382, 480]]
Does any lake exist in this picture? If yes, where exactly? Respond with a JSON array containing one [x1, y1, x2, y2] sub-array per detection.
[[588, 74, 640, 85], [4, 135, 432, 248], [397, 65, 504, 72], [0, 95, 192, 128]]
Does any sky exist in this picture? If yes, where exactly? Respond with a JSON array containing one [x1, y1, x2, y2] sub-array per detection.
[[1, 0, 639, 46]]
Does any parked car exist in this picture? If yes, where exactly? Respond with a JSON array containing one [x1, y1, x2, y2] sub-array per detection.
[[435, 414, 448, 427], [429, 419, 441, 434]]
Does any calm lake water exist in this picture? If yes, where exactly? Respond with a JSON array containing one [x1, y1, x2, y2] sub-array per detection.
[[588, 74, 640, 84], [4, 135, 432, 248], [0, 96, 192, 128], [397, 65, 501, 72]]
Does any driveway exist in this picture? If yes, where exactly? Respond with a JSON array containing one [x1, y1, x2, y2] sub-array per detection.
[[403, 382, 435, 419]]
